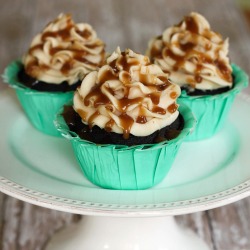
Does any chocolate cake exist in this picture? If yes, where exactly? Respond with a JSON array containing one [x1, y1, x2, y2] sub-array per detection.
[[63, 105, 184, 146], [66, 47, 183, 146]]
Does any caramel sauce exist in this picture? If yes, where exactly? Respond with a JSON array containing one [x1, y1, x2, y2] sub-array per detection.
[[139, 73, 151, 85], [119, 113, 134, 139], [194, 63, 203, 83], [84, 86, 111, 107], [167, 103, 178, 113], [184, 16, 199, 34], [29, 44, 43, 54], [49, 45, 98, 69], [105, 119, 115, 132], [179, 42, 195, 52], [39, 64, 50, 71], [136, 116, 147, 124], [136, 106, 147, 124], [170, 91, 178, 99], [74, 55, 97, 66], [105, 105, 114, 112], [117, 53, 140, 71], [105, 86, 115, 96], [41, 25, 73, 41], [118, 97, 143, 112], [81, 51, 180, 140], [77, 109, 88, 122], [150, 44, 163, 59], [158, 76, 169, 82], [164, 48, 184, 71], [109, 60, 119, 73], [165, 39, 231, 85], [200, 53, 213, 64], [156, 82, 170, 91], [49, 46, 64, 55], [160, 16, 232, 86], [146, 93, 160, 105], [203, 29, 219, 41], [99, 69, 118, 84], [152, 106, 166, 115], [214, 59, 232, 82], [121, 72, 132, 85], [84, 43, 100, 50], [76, 28, 92, 39], [94, 95, 111, 107], [25, 63, 35, 75], [186, 77, 196, 88], [61, 60, 73, 74], [205, 43, 212, 51], [88, 111, 100, 128], [195, 75, 203, 83], [25, 60, 50, 76], [26, 21, 104, 78]]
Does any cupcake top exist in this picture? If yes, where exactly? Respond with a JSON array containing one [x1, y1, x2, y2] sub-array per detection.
[[73, 47, 181, 139], [23, 13, 105, 85], [147, 12, 233, 91]]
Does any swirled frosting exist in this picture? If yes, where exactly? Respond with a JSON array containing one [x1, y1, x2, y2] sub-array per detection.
[[147, 12, 233, 91], [23, 13, 105, 85], [73, 48, 181, 138]]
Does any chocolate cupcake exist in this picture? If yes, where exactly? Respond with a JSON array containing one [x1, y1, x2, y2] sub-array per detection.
[[68, 47, 182, 145], [147, 12, 248, 141], [55, 48, 196, 190], [3, 13, 105, 136]]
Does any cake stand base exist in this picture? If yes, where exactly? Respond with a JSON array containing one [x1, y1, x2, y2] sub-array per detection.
[[45, 215, 210, 250]]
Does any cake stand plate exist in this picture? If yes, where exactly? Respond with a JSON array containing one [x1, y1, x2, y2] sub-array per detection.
[[1, 89, 250, 250]]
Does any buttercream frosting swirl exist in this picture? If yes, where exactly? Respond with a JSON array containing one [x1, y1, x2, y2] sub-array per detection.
[[73, 48, 181, 139], [23, 13, 105, 85], [147, 12, 233, 91]]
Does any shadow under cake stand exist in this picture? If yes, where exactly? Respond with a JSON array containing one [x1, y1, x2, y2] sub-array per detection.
[[1, 90, 250, 250]]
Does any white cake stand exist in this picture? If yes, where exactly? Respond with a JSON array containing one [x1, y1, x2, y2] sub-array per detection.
[[1, 90, 250, 250]]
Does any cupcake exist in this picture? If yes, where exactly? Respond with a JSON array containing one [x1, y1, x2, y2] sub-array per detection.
[[147, 12, 248, 141], [3, 13, 105, 136], [55, 48, 196, 190]]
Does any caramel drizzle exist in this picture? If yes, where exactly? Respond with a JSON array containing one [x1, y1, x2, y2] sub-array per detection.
[[182, 16, 199, 34], [170, 91, 178, 99], [167, 103, 178, 114], [88, 111, 100, 129], [83, 52, 177, 139], [25, 21, 105, 76], [119, 113, 134, 139], [152, 15, 232, 84], [136, 116, 147, 124], [148, 36, 163, 60], [105, 119, 115, 132]]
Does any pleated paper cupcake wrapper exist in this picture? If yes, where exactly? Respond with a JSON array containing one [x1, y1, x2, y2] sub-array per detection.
[[55, 104, 196, 190], [178, 64, 249, 141], [2, 60, 74, 136]]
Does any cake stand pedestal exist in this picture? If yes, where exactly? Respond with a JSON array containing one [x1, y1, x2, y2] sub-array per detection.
[[1, 90, 250, 250], [45, 216, 209, 250]]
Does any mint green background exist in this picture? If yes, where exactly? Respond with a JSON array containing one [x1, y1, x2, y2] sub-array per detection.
[[55, 104, 196, 190], [179, 64, 249, 141], [3, 60, 74, 136]]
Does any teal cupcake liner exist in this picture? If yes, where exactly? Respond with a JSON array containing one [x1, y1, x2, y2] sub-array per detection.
[[2, 60, 74, 136], [54, 104, 196, 190], [178, 64, 249, 141]]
